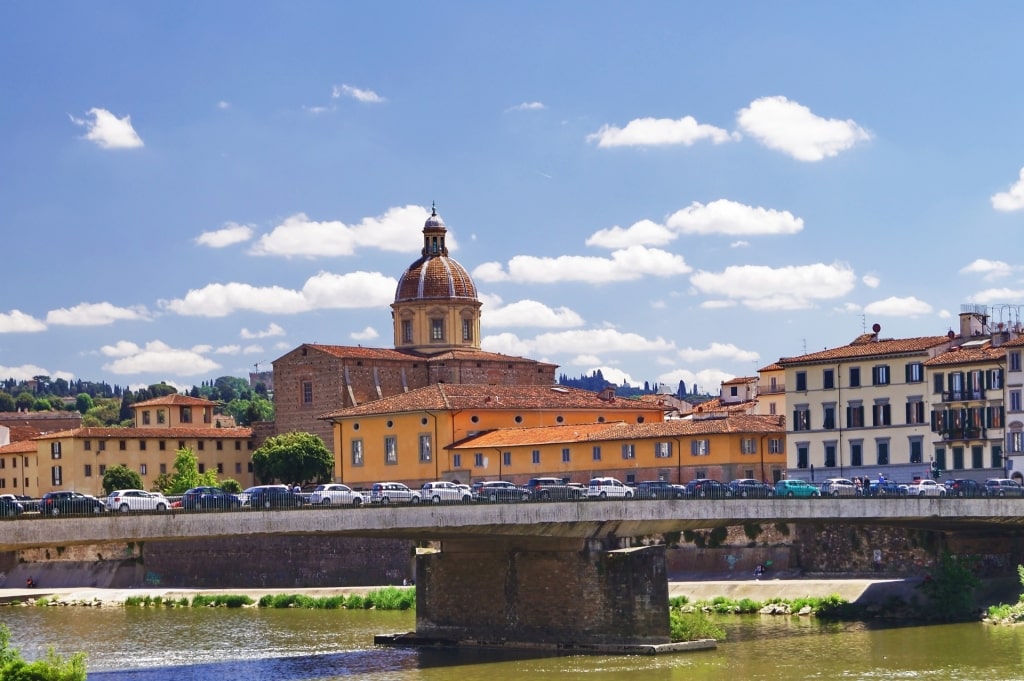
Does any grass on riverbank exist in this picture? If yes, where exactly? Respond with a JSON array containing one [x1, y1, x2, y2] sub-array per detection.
[[987, 565, 1024, 624], [122, 587, 415, 611], [669, 593, 858, 617]]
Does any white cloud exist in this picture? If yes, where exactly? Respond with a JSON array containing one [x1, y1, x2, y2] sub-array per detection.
[[303, 105, 331, 115], [46, 302, 150, 326], [509, 101, 545, 111], [0, 364, 73, 381], [586, 365, 636, 387], [161, 270, 396, 317], [217, 101, 231, 110], [572, 354, 603, 365], [991, 167, 1024, 211], [483, 299, 584, 328], [350, 326, 380, 341], [690, 262, 857, 310], [240, 323, 286, 339], [487, 328, 674, 356], [677, 342, 760, 364], [657, 368, 736, 396], [666, 199, 804, 236], [243, 344, 262, 354], [479, 332, 534, 357], [585, 219, 675, 249], [0, 310, 46, 333], [938, 309, 952, 319], [650, 300, 666, 309], [730, 240, 749, 248], [862, 274, 881, 288], [960, 258, 1014, 281], [699, 300, 738, 309], [332, 84, 385, 103], [587, 115, 737, 148], [474, 246, 689, 284], [968, 288, 1024, 305], [100, 340, 222, 376], [862, 296, 933, 316], [68, 108, 144, 149], [214, 345, 241, 355], [736, 96, 871, 161], [249, 205, 438, 257], [197, 222, 254, 248]]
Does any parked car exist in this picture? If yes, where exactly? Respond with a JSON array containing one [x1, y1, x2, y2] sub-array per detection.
[[38, 491, 105, 516], [906, 479, 946, 497], [421, 481, 473, 504], [106, 489, 170, 512], [471, 480, 530, 503], [866, 481, 908, 497], [523, 477, 585, 501], [0, 494, 37, 513], [728, 479, 775, 498], [239, 484, 288, 506], [634, 480, 687, 499], [181, 486, 242, 510], [369, 482, 421, 505], [774, 479, 821, 498], [684, 479, 733, 499], [586, 477, 633, 499], [308, 483, 365, 506], [820, 478, 859, 497], [0, 497, 24, 517], [947, 478, 987, 498], [985, 478, 1024, 498], [248, 486, 306, 508]]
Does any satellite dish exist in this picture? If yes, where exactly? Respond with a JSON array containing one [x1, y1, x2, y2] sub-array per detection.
[[872, 323, 881, 333]]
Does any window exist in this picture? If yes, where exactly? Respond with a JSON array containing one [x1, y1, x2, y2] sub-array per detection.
[[934, 447, 947, 471], [622, 444, 636, 459], [933, 372, 944, 394], [769, 402, 777, 415], [385, 436, 397, 465], [157, 410, 165, 424], [216, 440, 223, 451], [462, 318, 472, 342], [198, 441, 205, 451], [872, 365, 890, 386], [99, 464, 106, 475], [847, 403, 865, 427], [51, 466, 62, 486], [730, 386, 738, 397], [302, 381, 313, 405], [906, 362, 924, 383], [851, 441, 863, 467], [952, 446, 964, 470], [992, 445, 1003, 469], [84, 464, 92, 478], [235, 462, 242, 474], [988, 406, 1004, 428], [1012, 351, 1022, 373], [795, 371, 807, 392], [50, 442, 61, 459], [740, 438, 756, 455], [142, 411, 151, 425], [562, 448, 571, 463], [823, 404, 836, 430], [159, 463, 167, 474], [1011, 390, 1022, 412], [910, 438, 923, 464], [872, 402, 891, 426], [823, 369, 834, 390], [971, 445, 983, 469], [349, 439, 363, 466], [876, 440, 889, 465], [84, 441, 91, 451], [402, 320, 413, 343], [592, 446, 602, 461], [503, 451, 511, 466], [141, 463, 148, 475], [824, 443, 836, 468], [988, 369, 1003, 390], [797, 445, 809, 469], [849, 367, 861, 388], [793, 407, 811, 431], [691, 440, 710, 456], [474, 453, 484, 467], [655, 441, 672, 458], [768, 438, 783, 454], [99, 440, 106, 451], [532, 449, 540, 464], [181, 406, 192, 424], [906, 399, 925, 424], [431, 319, 444, 341], [159, 440, 166, 451], [235, 441, 241, 450], [196, 463, 203, 474], [419, 434, 432, 462], [139, 440, 147, 451], [453, 454, 462, 468]]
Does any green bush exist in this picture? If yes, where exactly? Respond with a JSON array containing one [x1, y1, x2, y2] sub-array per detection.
[[190, 594, 253, 608], [669, 610, 726, 642], [0, 624, 86, 681], [365, 586, 415, 611]]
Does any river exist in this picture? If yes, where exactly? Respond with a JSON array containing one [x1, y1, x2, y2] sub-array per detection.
[[2, 605, 1023, 680]]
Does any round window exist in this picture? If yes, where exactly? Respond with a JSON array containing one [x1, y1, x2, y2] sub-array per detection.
[[556, 416, 564, 423], [514, 415, 523, 424], [598, 416, 605, 423], [353, 423, 360, 431], [386, 420, 393, 428], [421, 417, 428, 425], [471, 415, 479, 423], [637, 416, 645, 424]]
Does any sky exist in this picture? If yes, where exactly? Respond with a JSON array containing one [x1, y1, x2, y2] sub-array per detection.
[[3, 2, 1024, 395]]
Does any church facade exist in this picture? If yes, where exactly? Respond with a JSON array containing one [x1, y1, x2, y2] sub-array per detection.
[[272, 207, 557, 446]]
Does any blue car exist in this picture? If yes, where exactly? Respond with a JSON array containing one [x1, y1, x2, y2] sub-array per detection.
[[775, 479, 821, 498]]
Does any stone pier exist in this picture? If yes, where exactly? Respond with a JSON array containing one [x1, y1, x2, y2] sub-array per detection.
[[413, 537, 669, 648]]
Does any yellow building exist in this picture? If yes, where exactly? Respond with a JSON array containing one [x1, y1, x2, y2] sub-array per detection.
[[9, 395, 255, 497], [449, 413, 788, 485], [322, 384, 668, 487], [0, 439, 35, 495]]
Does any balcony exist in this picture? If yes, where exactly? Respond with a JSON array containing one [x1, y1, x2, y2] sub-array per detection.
[[939, 426, 984, 441], [757, 383, 785, 395], [942, 390, 985, 402]]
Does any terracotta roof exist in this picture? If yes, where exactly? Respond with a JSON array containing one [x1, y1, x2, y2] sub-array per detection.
[[321, 384, 667, 420], [778, 335, 951, 365], [758, 362, 783, 372], [31, 426, 254, 440], [924, 345, 1005, 367], [296, 343, 553, 366], [0, 412, 83, 422], [999, 335, 1024, 348], [693, 398, 756, 415], [131, 395, 218, 408], [0, 439, 38, 455], [722, 376, 755, 385], [449, 414, 786, 449], [395, 208, 478, 302]]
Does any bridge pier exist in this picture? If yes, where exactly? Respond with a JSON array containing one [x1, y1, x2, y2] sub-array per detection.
[[413, 537, 669, 649]]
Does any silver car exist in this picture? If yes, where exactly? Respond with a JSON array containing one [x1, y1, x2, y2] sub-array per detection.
[[421, 481, 472, 504], [369, 482, 421, 505], [308, 483, 365, 506], [106, 489, 171, 512]]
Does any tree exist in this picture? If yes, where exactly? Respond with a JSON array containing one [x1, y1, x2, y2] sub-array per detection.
[[14, 392, 34, 411], [251, 431, 334, 486], [161, 448, 218, 494], [0, 392, 14, 412], [0, 624, 87, 681], [75, 393, 94, 414], [102, 465, 143, 494]]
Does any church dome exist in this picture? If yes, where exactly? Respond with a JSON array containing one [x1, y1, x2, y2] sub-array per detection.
[[395, 207, 478, 303]]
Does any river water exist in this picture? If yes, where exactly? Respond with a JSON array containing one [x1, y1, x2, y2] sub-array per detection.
[[2, 605, 1023, 680]]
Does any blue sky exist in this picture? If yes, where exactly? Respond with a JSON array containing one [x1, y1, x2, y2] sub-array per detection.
[[3, 2, 1024, 393]]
